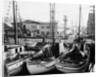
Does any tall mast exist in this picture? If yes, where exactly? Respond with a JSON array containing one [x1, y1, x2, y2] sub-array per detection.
[[13, 0, 18, 44], [50, 3, 55, 44], [53, 3, 55, 44], [78, 5, 81, 39], [50, 3, 52, 40]]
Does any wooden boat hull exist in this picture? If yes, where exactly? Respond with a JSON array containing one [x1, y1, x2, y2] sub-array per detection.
[[55, 59, 89, 73], [8, 65, 22, 75], [56, 42, 90, 73], [6, 59, 24, 75], [55, 50, 90, 73], [26, 60, 55, 74]]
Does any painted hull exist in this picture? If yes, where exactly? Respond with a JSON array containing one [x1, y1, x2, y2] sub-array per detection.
[[26, 59, 55, 74], [6, 59, 23, 75]]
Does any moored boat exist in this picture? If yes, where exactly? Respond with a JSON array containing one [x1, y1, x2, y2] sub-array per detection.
[[55, 41, 90, 73], [4, 45, 25, 75], [26, 43, 56, 74], [26, 58, 55, 74]]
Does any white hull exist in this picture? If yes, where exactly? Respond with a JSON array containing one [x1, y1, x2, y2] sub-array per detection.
[[26, 60, 55, 74]]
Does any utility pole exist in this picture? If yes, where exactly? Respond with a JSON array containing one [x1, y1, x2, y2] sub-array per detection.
[[13, 0, 18, 44], [64, 15, 67, 38]]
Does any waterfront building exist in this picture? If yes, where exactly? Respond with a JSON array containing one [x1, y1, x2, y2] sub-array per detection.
[[23, 20, 57, 38]]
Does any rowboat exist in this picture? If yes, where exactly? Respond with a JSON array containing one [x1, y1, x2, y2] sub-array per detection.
[[26, 43, 56, 74], [55, 42, 90, 73]]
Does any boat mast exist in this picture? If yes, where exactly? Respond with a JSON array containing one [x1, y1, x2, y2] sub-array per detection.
[[50, 3, 55, 44], [78, 5, 82, 39], [50, 3, 52, 42], [13, 0, 18, 44]]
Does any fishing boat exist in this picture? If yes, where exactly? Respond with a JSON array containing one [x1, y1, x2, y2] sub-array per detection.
[[4, 44, 24, 75], [26, 43, 56, 74], [26, 3, 57, 74], [55, 42, 90, 73], [3, 0, 26, 76], [55, 5, 90, 73]]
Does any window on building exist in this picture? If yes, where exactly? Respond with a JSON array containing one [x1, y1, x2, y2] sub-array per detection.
[[37, 30, 39, 34], [32, 25, 37, 29], [47, 32, 50, 35], [46, 26, 50, 29], [41, 26, 45, 29]]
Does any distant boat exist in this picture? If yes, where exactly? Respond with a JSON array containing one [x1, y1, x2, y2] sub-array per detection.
[[26, 43, 56, 74], [55, 42, 90, 73]]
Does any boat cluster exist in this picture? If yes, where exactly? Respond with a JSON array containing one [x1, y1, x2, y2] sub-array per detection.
[[3, 38, 94, 76]]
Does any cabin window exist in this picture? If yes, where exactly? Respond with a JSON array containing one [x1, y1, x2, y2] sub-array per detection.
[[4, 46, 8, 51], [15, 48, 17, 53]]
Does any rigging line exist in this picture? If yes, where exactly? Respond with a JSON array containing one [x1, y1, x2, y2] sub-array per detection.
[[6, 2, 12, 16], [5, 1, 12, 22], [15, 1, 22, 22], [15, 1, 24, 33]]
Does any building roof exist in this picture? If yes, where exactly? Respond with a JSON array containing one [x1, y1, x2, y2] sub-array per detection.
[[24, 19, 57, 25], [3, 22, 14, 31], [23, 20, 40, 24], [39, 22, 57, 25]]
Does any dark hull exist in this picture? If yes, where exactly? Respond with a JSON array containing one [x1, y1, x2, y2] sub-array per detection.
[[55, 59, 89, 73]]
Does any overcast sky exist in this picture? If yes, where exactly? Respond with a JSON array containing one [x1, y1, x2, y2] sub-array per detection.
[[4, 0, 92, 31]]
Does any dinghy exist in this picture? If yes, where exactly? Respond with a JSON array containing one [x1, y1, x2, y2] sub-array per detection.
[[26, 43, 56, 74]]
